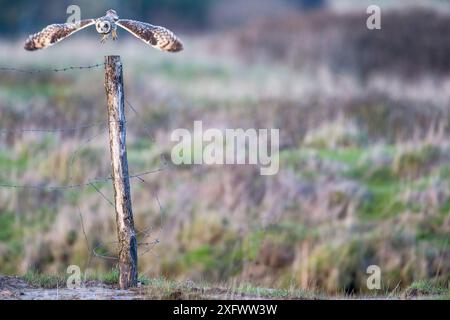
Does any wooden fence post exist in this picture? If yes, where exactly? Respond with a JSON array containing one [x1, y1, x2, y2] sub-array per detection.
[[104, 55, 138, 289]]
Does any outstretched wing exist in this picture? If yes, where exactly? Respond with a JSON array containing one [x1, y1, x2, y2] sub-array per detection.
[[116, 19, 183, 52], [24, 19, 96, 51]]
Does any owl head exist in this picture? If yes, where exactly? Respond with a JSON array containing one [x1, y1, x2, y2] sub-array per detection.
[[96, 20, 111, 34], [106, 9, 119, 21]]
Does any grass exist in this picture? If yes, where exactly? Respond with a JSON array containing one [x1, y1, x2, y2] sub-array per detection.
[[312, 147, 365, 168], [280, 144, 449, 222], [23, 270, 67, 289], [21, 272, 449, 300], [90, 269, 151, 285], [358, 183, 405, 220], [0, 211, 15, 242], [22, 268, 151, 289], [230, 283, 321, 299], [1, 31, 449, 296], [405, 280, 450, 298], [11, 140, 449, 294], [143, 277, 322, 300]]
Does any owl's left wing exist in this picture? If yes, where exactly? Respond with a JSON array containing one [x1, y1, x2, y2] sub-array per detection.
[[116, 19, 183, 52], [24, 19, 96, 51]]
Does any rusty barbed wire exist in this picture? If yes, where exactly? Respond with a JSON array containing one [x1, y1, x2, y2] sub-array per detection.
[[0, 120, 133, 135], [0, 167, 165, 190], [0, 121, 107, 134], [88, 182, 116, 208], [0, 63, 105, 74], [0, 62, 169, 265], [67, 127, 110, 182], [125, 98, 167, 257]]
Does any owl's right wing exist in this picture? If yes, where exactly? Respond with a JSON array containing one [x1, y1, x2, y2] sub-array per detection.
[[24, 19, 96, 51], [116, 19, 183, 52]]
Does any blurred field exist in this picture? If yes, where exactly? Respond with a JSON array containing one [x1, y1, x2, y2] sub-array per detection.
[[0, 6, 449, 297]]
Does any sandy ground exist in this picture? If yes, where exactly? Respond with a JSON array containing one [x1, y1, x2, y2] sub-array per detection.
[[0, 275, 146, 300], [1, 275, 443, 300], [0, 275, 275, 300]]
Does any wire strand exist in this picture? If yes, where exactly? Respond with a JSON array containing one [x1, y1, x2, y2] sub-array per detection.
[[0, 167, 165, 190], [0, 122, 107, 134], [0, 64, 170, 263], [0, 63, 105, 74]]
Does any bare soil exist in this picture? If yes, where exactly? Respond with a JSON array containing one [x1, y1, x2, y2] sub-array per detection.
[[0, 275, 279, 300], [1, 275, 444, 300], [0, 275, 145, 300]]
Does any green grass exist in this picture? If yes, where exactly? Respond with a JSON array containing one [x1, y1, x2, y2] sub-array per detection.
[[146, 276, 180, 292], [178, 243, 244, 276], [85, 268, 151, 285], [358, 183, 405, 220], [94, 269, 120, 285], [0, 211, 16, 242], [0, 33, 449, 299], [23, 270, 67, 289], [0, 150, 29, 171], [280, 147, 366, 171], [144, 277, 321, 299], [312, 147, 365, 167], [22, 269, 151, 288], [0, 81, 71, 101], [406, 280, 450, 297], [280, 145, 407, 220], [231, 283, 320, 299], [19, 271, 450, 299], [141, 61, 231, 81]]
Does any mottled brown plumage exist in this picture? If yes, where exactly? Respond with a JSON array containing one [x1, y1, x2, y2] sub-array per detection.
[[24, 19, 95, 51], [24, 9, 183, 53], [116, 20, 183, 52]]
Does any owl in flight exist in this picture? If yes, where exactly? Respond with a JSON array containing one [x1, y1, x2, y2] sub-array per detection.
[[24, 9, 183, 52]]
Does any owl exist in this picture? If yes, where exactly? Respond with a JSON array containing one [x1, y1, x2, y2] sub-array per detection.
[[24, 9, 183, 53]]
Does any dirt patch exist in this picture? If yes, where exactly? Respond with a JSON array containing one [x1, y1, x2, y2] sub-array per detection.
[[0, 275, 144, 300], [1, 275, 443, 300], [0, 275, 277, 300], [0, 274, 305, 300]]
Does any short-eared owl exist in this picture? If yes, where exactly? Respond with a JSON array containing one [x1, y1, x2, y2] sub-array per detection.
[[24, 9, 183, 52]]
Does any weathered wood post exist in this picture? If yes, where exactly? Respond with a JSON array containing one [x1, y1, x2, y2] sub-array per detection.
[[104, 55, 138, 289]]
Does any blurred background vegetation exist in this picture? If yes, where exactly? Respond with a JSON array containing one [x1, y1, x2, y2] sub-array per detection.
[[0, 0, 449, 297], [0, 0, 327, 34]]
